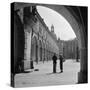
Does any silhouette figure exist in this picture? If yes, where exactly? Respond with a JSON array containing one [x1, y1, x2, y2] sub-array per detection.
[[52, 53, 57, 73], [59, 55, 64, 73]]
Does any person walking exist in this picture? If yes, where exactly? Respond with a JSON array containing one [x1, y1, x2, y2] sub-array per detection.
[[52, 53, 57, 73], [59, 55, 64, 73]]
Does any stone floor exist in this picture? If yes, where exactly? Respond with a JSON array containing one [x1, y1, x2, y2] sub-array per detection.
[[15, 59, 80, 87]]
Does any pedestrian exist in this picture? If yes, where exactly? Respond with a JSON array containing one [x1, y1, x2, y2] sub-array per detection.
[[52, 53, 57, 73], [59, 55, 64, 73]]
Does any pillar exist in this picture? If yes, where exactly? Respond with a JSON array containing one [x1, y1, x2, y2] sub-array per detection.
[[38, 45, 40, 62], [43, 48, 45, 62], [42, 48, 44, 63], [78, 48, 88, 83], [13, 10, 24, 73], [42, 48, 43, 61], [43, 48, 45, 63], [46, 50, 48, 61], [40, 47, 42, 61], [24, 30, 32, 70], [45, 48, 47, 61], [36, 45, 38, 64]]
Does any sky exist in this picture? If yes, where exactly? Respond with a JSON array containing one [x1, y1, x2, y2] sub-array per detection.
[[37, 6, 76, 41]]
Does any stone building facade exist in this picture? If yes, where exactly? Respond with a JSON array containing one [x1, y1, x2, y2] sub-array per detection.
[[58, 38, 80, 60], [15, 6, 59, 70]]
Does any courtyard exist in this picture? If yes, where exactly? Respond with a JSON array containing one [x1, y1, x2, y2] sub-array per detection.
[[15, 60, 80, 87]]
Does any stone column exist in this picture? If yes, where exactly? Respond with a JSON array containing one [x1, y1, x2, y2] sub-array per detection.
[[24, 30, 32, 70], [43, 48, 45, 61], [38, 45, 40, 62], [45, 49, 46, 61], [46, 50, 48, 61], [33, 43, 36, 62], [36, 45, 38, 64], [42, 48, 45, 63], [78, 48, 88, 83]]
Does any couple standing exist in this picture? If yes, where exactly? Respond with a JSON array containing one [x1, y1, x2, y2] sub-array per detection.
[[52, 54, 64, 73]]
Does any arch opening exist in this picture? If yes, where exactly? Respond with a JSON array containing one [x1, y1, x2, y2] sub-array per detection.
[[13, 3, 88, 87], [35, 5, 87, 83]]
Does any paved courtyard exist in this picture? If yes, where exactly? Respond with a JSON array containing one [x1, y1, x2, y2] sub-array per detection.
[[15, 60, 80, 87]]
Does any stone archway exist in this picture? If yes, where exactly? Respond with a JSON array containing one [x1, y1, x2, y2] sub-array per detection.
[[36, 4, 87, 83], [14, 3, 87, 83]]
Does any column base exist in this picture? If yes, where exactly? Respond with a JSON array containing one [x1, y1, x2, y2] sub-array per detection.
[[78, 71, 88, 83], [24, 60, 30, 70]]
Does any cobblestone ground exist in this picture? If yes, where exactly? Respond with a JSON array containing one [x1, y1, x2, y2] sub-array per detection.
[[15, 59, 80, 87]]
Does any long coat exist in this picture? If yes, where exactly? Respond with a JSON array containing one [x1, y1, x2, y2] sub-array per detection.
[[52, 55, 57, 64], [59, 55, 63, 70]]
